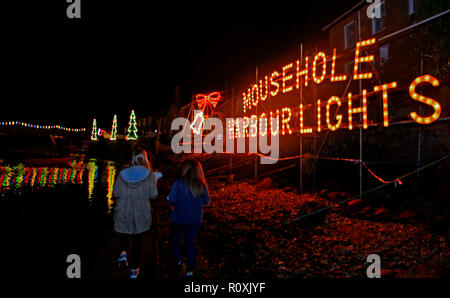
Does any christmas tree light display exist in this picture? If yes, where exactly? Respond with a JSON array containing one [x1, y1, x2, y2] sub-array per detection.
[[126, 110, 138, 140], [91, 119, 98, 141], [110, 115, 118, 141]]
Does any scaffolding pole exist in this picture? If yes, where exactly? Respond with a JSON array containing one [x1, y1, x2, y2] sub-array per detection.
[[358, 10, 363, 198], [313, 47, 318, 191], [299, 44, 303, 196], [230, 87, 234, 176], [418, 52, 424, 179], [255, 67, 258, 180]]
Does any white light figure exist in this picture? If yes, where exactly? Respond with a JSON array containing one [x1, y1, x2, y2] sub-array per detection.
[[190, 110, 204, 135]]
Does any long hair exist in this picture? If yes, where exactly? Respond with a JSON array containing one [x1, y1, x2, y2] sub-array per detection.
[[182, 159, 207, 197], [131, 146, 152, 170]]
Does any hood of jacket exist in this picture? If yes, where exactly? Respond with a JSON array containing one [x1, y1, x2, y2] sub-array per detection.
[[119, 166, 151, 185]]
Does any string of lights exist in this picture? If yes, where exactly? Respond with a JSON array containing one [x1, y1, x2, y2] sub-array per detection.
[[0, 121, 86, 132], [253, 152, 404, 184], [203, 151, 405, 186], [362, 162, 402, 185], [281, 154, 450, 225]]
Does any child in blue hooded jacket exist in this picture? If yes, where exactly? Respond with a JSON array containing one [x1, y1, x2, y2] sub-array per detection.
[[113, 147, 159, 278], [169, 159, 210, 276]]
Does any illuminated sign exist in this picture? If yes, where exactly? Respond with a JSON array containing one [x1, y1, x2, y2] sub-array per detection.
[[195, 91, 223, 116], [190, 111, 204, 135], [239, 38, 443, 137], [97, 128, 107, 136]]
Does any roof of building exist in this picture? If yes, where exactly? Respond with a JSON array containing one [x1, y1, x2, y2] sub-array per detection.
[[321, 0, 367, 31]]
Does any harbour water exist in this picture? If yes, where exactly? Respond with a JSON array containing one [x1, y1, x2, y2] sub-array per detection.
[[0, 158, 120, 215]]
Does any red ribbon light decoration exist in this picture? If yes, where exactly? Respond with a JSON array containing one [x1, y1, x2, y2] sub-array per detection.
[[195, 92, 223, 116]]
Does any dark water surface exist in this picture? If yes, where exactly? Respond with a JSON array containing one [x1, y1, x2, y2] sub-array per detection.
[[0, 158, 118, 214], [0, 158, 129, 279]]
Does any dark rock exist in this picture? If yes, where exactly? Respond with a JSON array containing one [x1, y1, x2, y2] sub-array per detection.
[[313, 226, 324, 235], [359, 206, 373, 214], [373, 207, 388, 216], [226, 175, 235, 184], [319, 189, 328, 196], [255, 177, 272, 190], [327, 191, 341, 201], [339, 192, 350, 198], [347, 199, 363, 207]]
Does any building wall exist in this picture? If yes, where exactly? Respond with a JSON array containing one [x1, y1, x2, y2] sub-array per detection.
[[329, 0, 419, 53], [316, 0, 449, 181]]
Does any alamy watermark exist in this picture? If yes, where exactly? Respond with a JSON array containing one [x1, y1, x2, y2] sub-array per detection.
[[366, 254, 381, 278], [66, 254, 81, 278], [170, 111, 279, 164], [66, 0, 81, 19], [366, 0, 382, 19]]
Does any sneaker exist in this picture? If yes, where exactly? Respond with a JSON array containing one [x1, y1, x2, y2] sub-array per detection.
[[130, 268, 140, 279], [118, 253, 128, 268]]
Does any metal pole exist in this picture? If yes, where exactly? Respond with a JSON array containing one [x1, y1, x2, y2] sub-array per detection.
[[418, 52, 424, 179], [313, 47, 318, 191], [230, 87, 234, 176], [255, 67, 258, 180], [299, 44, 303, 195], [358, 11, 363, 198]]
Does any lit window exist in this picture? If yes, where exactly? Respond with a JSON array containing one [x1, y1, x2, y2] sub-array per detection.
[[344, 21, 355, 49], [409, 0, 419, 15], [372, 1, 386, 34], [345, 61, 354, 75], [380, 44, 389, 65]]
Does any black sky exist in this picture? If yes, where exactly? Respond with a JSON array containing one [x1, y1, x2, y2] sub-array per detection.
[[1, 0, 359, 129]]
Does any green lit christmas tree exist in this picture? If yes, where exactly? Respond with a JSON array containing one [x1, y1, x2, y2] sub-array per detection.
[[110, 115, 118, 141], [91, 118, 98, 141], [126, 110, 138, 140]]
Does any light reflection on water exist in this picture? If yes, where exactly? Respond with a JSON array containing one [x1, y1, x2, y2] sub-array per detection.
[[0, 159, 117, 214], [87, 160, 98, 203], [106, 162, 116, 214]]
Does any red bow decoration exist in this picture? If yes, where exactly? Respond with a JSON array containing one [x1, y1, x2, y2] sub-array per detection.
[[195, 92, 222, 116]]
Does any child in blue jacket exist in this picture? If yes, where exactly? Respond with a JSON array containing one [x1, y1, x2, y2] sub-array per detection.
[[168, 159, 210, 277]]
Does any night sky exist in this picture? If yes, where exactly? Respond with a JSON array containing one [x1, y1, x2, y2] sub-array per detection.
[[1, 0, 359, 129]]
